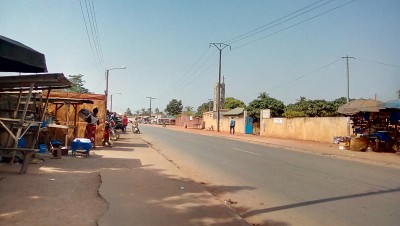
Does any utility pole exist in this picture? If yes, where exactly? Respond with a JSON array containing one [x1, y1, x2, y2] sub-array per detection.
[[146, 97, 156, 123], [342, 55, 355, 103], [342, 55, 355, 136], [210, 43, 231, 132]]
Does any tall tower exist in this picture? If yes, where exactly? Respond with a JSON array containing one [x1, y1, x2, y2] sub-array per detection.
[[213, 79, 225, 111]]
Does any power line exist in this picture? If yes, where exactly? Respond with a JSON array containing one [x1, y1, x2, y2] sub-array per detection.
[[233, 0, 355, 50], [84, 0, 102, 68], [157, 48, 211, 96], [79, 0, 101, 73], [357, 58, 400, 68], [88, 0, 105, 68], [225, 0, 335, 45], [241, 58, 342, 100]]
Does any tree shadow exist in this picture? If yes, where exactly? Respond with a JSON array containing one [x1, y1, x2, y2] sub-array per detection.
[[242, 187, 400, 218]]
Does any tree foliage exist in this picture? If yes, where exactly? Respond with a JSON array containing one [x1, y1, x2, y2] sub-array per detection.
[[67, 74, 90, 93], [224, 97, 245, 109], [165, 99, 183, 116], [246, 95, 285, 121], [196, 101, 213, 117], [283, 97, 348, 118]]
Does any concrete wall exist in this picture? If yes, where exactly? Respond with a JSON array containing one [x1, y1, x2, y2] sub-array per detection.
[[203, 111, 245, 134], [260, 117, 348, 143]]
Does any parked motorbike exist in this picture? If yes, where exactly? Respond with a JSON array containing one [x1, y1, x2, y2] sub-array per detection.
[[109, 120, 120, 141]]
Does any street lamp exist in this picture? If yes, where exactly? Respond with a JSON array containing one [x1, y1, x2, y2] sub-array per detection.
[[110, 92, 122, 113], [105, 66, 126, 115]]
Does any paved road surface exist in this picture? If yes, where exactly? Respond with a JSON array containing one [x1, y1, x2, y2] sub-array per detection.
[[139, 125, 400, 226]]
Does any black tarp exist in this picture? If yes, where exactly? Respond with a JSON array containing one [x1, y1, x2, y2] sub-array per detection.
[[0, 35, 47, 73]]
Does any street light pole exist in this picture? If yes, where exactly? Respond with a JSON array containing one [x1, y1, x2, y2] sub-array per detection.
[[110, 92, 122, 112], [105, 66, 126, 117]]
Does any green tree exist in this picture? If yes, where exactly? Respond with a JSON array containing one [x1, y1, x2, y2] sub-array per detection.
[[224, 97, 245, 109], [283, 97, 349, 118], [397, 89, 400, 99], [184, 106, 194, 112], [67, 74, 90, 93], [135, 110, 140, 116], [165, 99, 183, 116], [246, 95, 285, 121], [154, 108, 161, 114], [141, 108, 147, 115], [196, 101, 213, 117], [258, 92, 269, 99]]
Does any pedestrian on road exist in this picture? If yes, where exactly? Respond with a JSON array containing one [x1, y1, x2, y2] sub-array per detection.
[[230, 117, 235, 135]]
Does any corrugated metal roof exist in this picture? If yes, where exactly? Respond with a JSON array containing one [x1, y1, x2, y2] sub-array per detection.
[[222, 107, 245, 116]]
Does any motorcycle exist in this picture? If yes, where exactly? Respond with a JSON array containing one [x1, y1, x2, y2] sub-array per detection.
[[109, 120, 120, 141], [132, 123, 140, 134]]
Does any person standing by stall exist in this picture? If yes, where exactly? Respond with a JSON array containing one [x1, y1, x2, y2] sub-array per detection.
[[84, 107, 99, 149], [122, 115, 128, 132]]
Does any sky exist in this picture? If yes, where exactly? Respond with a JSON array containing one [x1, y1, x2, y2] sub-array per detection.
[[1, 0, 399, 114]]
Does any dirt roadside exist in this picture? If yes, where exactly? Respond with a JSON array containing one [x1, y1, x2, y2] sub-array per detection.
[[0, 130, 249, 226]]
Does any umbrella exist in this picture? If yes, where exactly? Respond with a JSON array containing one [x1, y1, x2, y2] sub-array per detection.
[[380, 99, 400, 109], [0, 35, 47, 73], [337, 98, 383, 115]]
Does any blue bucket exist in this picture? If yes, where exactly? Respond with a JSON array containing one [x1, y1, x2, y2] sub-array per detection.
[[18, 137, 26, 148], [39, 144, 46, 153]]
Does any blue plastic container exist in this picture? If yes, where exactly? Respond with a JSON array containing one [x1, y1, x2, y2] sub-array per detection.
[[18, 137, 26, 148], [39, 144, 46, 153]]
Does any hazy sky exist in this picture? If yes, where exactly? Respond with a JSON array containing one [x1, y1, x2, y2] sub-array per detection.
[[1, 0, 399, 113]]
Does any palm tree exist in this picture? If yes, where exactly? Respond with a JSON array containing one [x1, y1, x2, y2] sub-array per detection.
[[184, 106, 194, 112], [258, 92, 269, 99], [296, 96, 307, 103]]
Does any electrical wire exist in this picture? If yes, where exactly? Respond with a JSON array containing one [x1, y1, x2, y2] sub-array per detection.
[[233, 0, 355, 50], [89, 0, 105, 68], [357, 58, 400, 68], [79, 0, 101, 74], [241, 58, 342, 100], [225, 0, 333, 45]]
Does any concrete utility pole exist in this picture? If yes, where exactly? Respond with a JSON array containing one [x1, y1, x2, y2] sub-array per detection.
[[342, 55, 355, 136], [146, 97, 156, 121], [342, 55, 355, 104], [210, 43, 231, 132]]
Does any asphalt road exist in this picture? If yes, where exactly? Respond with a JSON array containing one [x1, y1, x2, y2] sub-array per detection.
[[139, 125, 400, 226]]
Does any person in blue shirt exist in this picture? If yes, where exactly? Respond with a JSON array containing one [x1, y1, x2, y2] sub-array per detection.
[[230, 117, 235, 135]]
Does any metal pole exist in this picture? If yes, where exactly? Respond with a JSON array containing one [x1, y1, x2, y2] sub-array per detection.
[[105, 69, 109, 115], [110, 94, 113, 112], [209, 43, 230, 132]]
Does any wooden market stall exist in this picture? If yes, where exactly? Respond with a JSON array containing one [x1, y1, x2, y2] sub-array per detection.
[[42, 91, 106, 148], [0, 73, 71, 174]]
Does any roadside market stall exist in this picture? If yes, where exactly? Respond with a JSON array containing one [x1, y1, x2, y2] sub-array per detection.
[[337, 98, 399, 152], [0, 73, 71, 174]]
